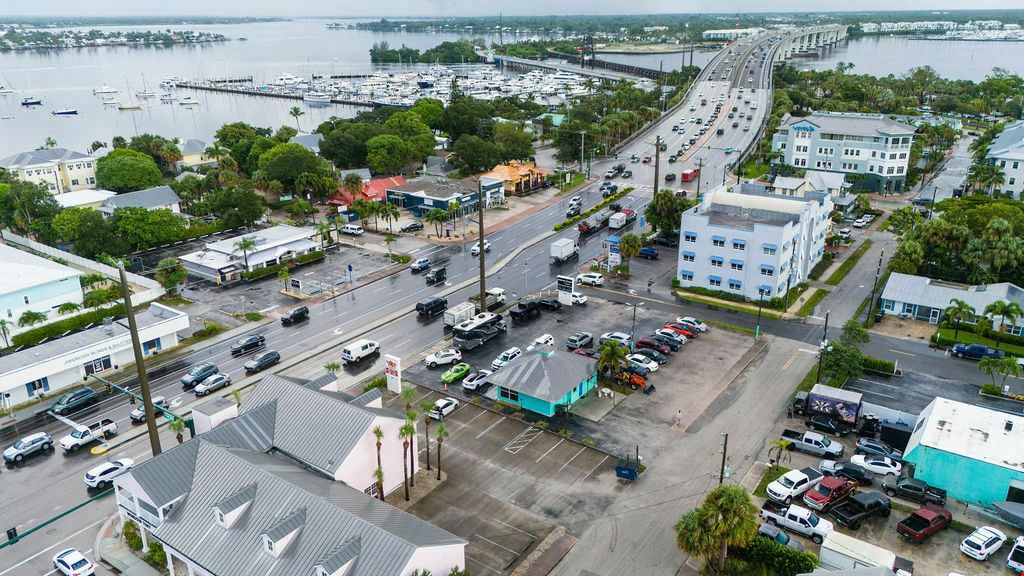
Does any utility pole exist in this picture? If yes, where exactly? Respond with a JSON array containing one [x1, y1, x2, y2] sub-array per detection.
[[579, 131, 587, 178], [718, 433, 729, 485], [929, 185, 937, 220], [816, 310, 830, 385], [755, 292, 764, 341], [694, 156, 705, 195], [866, 249, 884, 327], [477, 178, 486, 308], [653, 135, 661, 192], [118, 264, 161, 456]]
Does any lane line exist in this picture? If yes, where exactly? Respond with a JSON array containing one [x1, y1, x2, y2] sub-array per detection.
[[474, 416, 506, 439], [581, 454, 610, 482], [474, 533, 519, 556], [888, 349, 916, 357], [490, 517, 537, 539], [0, 518, 107, 576]]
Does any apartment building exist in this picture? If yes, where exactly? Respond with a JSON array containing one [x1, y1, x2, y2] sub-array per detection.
[[0, 148, 97, 194], [772, 112, 916, 193], [985, 119, 1024, 199]]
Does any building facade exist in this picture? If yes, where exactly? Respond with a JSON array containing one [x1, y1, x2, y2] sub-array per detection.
[[880, 272, 1024, 331], [386, 176, 504, 218], [0, 148, 97, 194], [772, 112, 916, 193], [0, 243, 84, 337], [485, 350, 598, 417], [676, 186, 832, 302], [177, 139, 217, 170], [179, 225, 317, 284], [480, 160, 550, 196], [985, 120, 1024, 199]]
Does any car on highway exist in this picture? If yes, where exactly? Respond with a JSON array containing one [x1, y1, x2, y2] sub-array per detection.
[[566, 332, 594, 350], [83, 458, 135, 489], [441, 362, 472, 385], [426, 348, 462, 368], [244, 350, 280, 374], [194, 373, 232, 396], [48, 388, 99, 416], [280, 306, 309, 325], [732, 122, 740, 128], [470, 240, 491, 256], [340, 224, 364, 236], [577, 272, 604, 286], [400, 221, 424, 233], [181, 363, 219, 390], [637, 246, 659, 259], [851, 455, 902, 476], [566, 205, 581, 218], [129, 396, 168, 423], [642, 156, 652, 163], [743, 125, 750, 131], [429, 397, 460, 420], [604, 169, 618, 179], [492, 347, 523, 370], [628, 353, 659, 372], [424, 267, 446, 285], [411, 258, 431, 272], [960, 526, 1006, 561], [53, 548, 95, 576], [621, 170, 632, 178], [230, 334, 266, 356], [667, 155, 677, 163], [665, 173, 677, 182], [3, 432, 53, 463], [461, 369, 492, 392]]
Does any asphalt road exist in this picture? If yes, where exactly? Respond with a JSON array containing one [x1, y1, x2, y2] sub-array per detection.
[[913, 136, 974, 203]]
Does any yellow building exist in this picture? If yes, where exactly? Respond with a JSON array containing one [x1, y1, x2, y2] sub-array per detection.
[[480, 161, 549, 196]]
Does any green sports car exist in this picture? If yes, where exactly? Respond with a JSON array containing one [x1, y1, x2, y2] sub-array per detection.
[[441, 362, 472, 384]]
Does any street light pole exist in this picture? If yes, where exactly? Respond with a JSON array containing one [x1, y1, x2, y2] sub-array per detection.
[[477, 178, 486, 307], [816, 310, 830, 384], [118, 264, 161, 457], [579, 131, 587, 178], [929, 185, 937, 220], [653, 135, 661, 192], [866, 249, 885, 327], [719, 433, 729, 485], [629, 302, 643, 353], [755, 292, 764, 341]]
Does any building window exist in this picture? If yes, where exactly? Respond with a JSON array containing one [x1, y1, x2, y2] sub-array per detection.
[[732, 240, 745, 250], [763, 246, 776, 256], [728, 280, 742, 291], [731, 261, 743, 271], [215, 509, 226, 525], [142, 338, 162, 355], [87, 177, 95, 185], [684, 233, 697, 243], [84, 355, 113, 376], [682, 252, 695, 262], [887, 167, 895, 175], [1014, 162, 1020, 170], [71, 179, 79, 186], [264, 536, 274, 554], [871, 151, 876, 158], [1001, 160, 1007, 167], [680, 271, 693, 282], [499, 388, 520, 402], [761, 268, 774, 277], [897, 167, 904, 174], [712, 238, 725, 247], [1011, 178, 1017, 186], [710, 257, 723, 268], [25, 377, 49, 397], [363, 484, 378, 498], [709, 277, 721, 287]]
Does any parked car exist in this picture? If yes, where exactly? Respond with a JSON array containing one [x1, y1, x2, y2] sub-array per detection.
[[536, 298, 562, 311], [49, 388, 99, 416], [648, 333, 683, 351], [492, 347, 523, 370], [3, 432, 53, 463], [676, 317, 709, 332], [53, 548, 95, 576], [181, 363, 219, 390], [882, 476, 947, 505], [129, 396, 167, 423], [230, 334, 265, 356], [411, 258, 431, 272], [637, 246, 659, 260], [470, 240, 491, 256], [654, 328, 686, 345], [960, 526, 1006, 560], [803, 476, 857, 511], [851, 455, 902, 476], [441, 363, 472, 385], [425, 349, 462, 368], [829, 492, 891, 530], [760, 501, 833, 544], [837, 228, 852, 240], [819, 460, 876, 486], [429, 397, 460, 420], [280, 306, 309, 325], [805, 415, 850, 437], [652, 236, 679, 248], [510, 300, 542, 322], [400, 221, 424, 233], [633, 347, 667, 364], [854, 437, 903, 460], [896, 505, 952, 543], [599, 332, 631, 346], [767, 467, 823, 504], [83, 458, 135, 489], [951, 343, 1004, 360], [341, 224, 365, 235], [244, 351, 280, 374], [628, 354, 659, 372], [191, 370, 232, 397], [1007, 535, 1024, 572], [662, 324, 697, 339], [527, 334, 555, 351], [635, 338, 671, 355], [571, 292, 589, 305], [566, 332, 594, 350], [577, 272, 605, 286], [852, 218, 866, 228], [757, 523, 805, 552], [461, 370, 492, 392]]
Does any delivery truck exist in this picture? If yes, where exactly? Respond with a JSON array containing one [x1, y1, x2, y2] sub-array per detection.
[[550, 238, 579, 263]]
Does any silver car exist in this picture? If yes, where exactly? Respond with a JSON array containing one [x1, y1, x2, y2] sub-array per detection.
[[4, 432, 53, 463]]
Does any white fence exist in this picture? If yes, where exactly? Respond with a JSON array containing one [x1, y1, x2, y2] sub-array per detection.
[[1, 230, 165, 304]]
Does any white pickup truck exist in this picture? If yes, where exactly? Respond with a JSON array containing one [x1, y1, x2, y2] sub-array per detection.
[[59, 418, 117, 453], [760, 500, 834, 544], [766, 466, 824, 504], [780, 429, 844, 457]]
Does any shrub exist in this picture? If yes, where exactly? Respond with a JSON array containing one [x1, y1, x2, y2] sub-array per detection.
[[808, 251, 836, 280], [733, 535, 817, 575], [981, 383, 1003, 396], [198, 322, 226, 338], [243, 312, 262, 322], [10, 303, 126, 349], [391, 254, 412, 264], [122, 520, 142, 551], [363, 376, 387, 393], [861, 355, 895, 374], [146, 541, 166, 567]]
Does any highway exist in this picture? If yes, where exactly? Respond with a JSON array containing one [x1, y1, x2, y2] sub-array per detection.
[[0, 31, 786, 575]]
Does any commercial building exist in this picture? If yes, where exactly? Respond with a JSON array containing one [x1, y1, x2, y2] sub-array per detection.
[[480, 160, 550, 196], [0, 148, 97, 194], [676, 186, 832, 301], [485, 349, 598, 417], [702, 28, 764, 40], [0, 303, 188, 405], [329, 176, 406, 208], [98, 185, 182, 218], [0, 243, 83, 337], [179, 225, 317, 284], [114, 373, 466, 576], [386, 176, 504, 218], [903, 397, 1024, 508], [879, 272, 1024, 331], [771, 112, 916, 193], [985, 119, 1024, 199], [53, 188, 116, 209]]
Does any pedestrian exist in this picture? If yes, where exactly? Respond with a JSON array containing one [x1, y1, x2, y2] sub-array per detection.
[[786, 404, 793, 419], [673, 409, 683, 427]]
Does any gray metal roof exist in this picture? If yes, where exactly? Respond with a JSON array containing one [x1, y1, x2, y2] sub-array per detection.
[[263, 507, 306, 542], [100, 186, 181, 213], [214, 483, 257, 514], [153, 442, 463, 576], [338, 168, 371, 182], [0, 148, 92, 169], [317, 536, 361, 573], [881, 272, 1024, 321], [988, 120, 1024, 161], [351, 388, 381, 407], [484, 350, 596, 403], [180, 139, 208, 156], [780, 112, 915, 138], [289, 133, 324, 154], [129, 440, 201, 507]]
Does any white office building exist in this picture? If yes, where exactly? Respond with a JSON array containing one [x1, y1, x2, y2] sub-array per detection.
[[702, 28, 764, 40], [772, 112, 916, 193], [985, 120, 1024, 199], [179, 225, 317, 285], [676, 185, 833, 301], [0, 148, 97, 194], [0, 243, 84, 337]]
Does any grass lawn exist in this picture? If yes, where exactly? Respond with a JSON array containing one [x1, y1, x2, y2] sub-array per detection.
[[741, 161, 771, 179], [935, 328, 1024, 356], [676, 293, 783, 319], [793, 365, 820, 397], [825, 239, 873, 286], [754, 465, 792, 499], [796, 289, 828, 318]]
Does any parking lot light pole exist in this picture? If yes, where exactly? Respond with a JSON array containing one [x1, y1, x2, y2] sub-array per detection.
[[866, 249, 884, 327], [719, 433, 729, 485], [755, 292, 764, 341], [629, 301, 644, 352]]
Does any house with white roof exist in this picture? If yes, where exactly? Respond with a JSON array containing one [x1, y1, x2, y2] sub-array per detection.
[[0, 148, 97, 194], [98, 185, 182, 218], [178, 225, 317, 284], [53, 189, 117, 209], [985, 119, 1024, 199], [0, 243, 83, 338], [879, 272, 1024, 331]]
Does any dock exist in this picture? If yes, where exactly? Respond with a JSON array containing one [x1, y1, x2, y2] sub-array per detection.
[[176, 80, 375, 108]]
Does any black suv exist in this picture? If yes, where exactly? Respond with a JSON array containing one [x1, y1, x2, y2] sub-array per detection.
[[537, 298, 562, 311], [49, 388, 99, 416], [400, 221, 424, 233], [416, 297, 447, 317], [510, 300, 542, 322], [652, 236, 680, 248], [244, 350, 281, 374], [425, 268, 447, 285], [231, 334, 266, 356], [280, 306, 309, 325]]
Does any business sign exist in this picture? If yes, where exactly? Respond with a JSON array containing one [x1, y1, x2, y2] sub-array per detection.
[[608, 253, 622, 266], [556, 275, 575, 306], [384, 354, 402, 394], [792, 125, 816, 132]]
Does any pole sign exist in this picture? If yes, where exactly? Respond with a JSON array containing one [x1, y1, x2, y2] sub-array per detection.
[[384, 354, 402, 394], [556, 275, 575, 306]]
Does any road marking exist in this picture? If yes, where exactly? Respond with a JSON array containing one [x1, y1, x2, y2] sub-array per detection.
[[847, 385, 895, 399], [0, 519, 106, 576], [782, 354, 796, 370], [490, 517, 537, 539], [888, 349, 917, 357], [464, 554, 503, 575], [581, 454, 610, 481], [475, 416, 506, 439], [259, 305, 278, 313], [559, 447, 587, 471], [860, 378, 899, 389], [474, 533, 520, 555], [798, 348, 819, 355], [503, 426, 542, 454], [536, 438, 564, 462]]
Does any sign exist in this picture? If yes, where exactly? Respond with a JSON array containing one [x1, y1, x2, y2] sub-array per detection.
[[290, 278, 301, 291], [445, 222, 455, 231], [792, 125, 816, 132], [383, 354, 402, 394], [556, 275, 575, 306], [608, 253, 622, 266]]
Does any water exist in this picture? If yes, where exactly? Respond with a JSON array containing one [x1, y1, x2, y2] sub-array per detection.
[[599, 49, 715, 72], [0, 19, 495, 155]]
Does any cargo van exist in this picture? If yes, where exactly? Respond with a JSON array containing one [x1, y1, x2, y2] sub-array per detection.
[[341, 339, 380, 364], [416, 297, 448, 317]]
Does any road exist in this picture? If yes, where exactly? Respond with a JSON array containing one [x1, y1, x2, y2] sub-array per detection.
[[913, 136, 974, 203]]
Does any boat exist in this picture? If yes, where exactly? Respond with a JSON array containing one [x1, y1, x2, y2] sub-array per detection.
[[993, 501, 1024, 530], [179, 96, 200, 106], [0, 86, 13, 94], [136, 90, 156, 98], [118, 101, 142, 110], [159, 92, 177, 102], [238, 37, 248, 41], [271, 73, 305, 87], [51, 108, 77, 115], [20, 97, 42, 106], [102, 96, 118, 105], [303, 92, 332, 104], [93, 84, 118, 95]]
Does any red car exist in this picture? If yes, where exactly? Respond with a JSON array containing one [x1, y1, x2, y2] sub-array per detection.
[[635, 338, 672, 355], [642, 156, 652, 164], [662, 323, 697, 339], [896, 505, 951, 543], [803, 477, 856, 511]]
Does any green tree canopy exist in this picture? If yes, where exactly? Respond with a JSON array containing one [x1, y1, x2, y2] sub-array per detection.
[[209, 186, 267, 229], [452, 135, 501, 174], [155, 257, 187, 293], [674, 484, 759, 574], [95, 149, 162, 193], [319, 122, 390, 169], [258, 143, 320, 189], [365, 134, 412, 174], [409, 98, 444, 129], [493, 122, 534, 162], [51, 206, 92, 242], [74, 210, 123, 259], [0, 177, 61, 242]]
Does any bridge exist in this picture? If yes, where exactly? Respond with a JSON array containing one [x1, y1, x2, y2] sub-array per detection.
[[488, 53, 658, 82], [774, 25, 849, 61]]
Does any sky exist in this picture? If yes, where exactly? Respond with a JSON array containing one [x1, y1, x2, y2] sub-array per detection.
[[6, 1, 1024, 18]]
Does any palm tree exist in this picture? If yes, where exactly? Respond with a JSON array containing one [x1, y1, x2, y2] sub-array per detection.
[[373, 467, 384, 501], [278, 268, 291, 290], [767, 439, 793, 467], [315, 222, 333, 250], [425, 208, 447, 237], [57, 302, 81, 315], [384, 234, 395, 260], [205, 142, 229, 164], [17, 310, 46, 328], [419, 400, 435, 470], [400, 385, 416, 414], [597, 340, 628, 380], [323, 361, 341, 374], [944, 298, 975, 339], [435, 422, 449, 481], [995, 357, 1023, 387], [674, 485, 758, 575], [406, 412, 417, 488], [289, 106, 305, 132], [618, 232, 642, 275], [341, 172, 364, 202], [398, 421, 414, 501], [168, 417, 187, 444], [229, 389, 242, 408], [0, 319, 9, 348], [983, 300, 1023, 349], [234, 237, 258, 270], [379, 202, 400, 233], [978, 356, 1003, 387], [371, 425, 385, 500]]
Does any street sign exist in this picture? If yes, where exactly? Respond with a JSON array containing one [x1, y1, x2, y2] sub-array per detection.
[[609, 253, 622, 266], [290, 278, 301, 291], [384, 354, 402, 394]]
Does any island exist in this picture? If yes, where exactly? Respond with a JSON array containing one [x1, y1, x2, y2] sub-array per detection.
[[0, 27, 229, 51]]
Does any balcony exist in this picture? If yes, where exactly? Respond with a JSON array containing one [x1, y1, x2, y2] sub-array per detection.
[[117, 493, 162, 530]]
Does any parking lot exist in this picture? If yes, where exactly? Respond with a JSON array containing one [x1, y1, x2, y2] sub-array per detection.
[[846, 371, 1015, 416], [379, 386, 619, 575]]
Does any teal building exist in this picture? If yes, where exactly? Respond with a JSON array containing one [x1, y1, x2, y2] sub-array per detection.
[[485, 349, 598, 417]]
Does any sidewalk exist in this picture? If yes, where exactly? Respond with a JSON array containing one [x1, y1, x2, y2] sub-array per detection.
[[94, 515, 161, 576]]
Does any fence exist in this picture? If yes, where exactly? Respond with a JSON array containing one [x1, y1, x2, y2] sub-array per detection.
[[1, 231, 165, 304], [861, 401, 918, 427]]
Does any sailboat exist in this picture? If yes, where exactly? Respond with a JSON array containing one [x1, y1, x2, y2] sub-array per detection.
[[21, 97, 42, 106], [52, 108, 78, 115], [93, 84, 118, 95], [0, 86, 13, 95], [118, 78, 143, 110], [178, 95, 200, 106], [159, 92, 177, 102], [136, 74, 156, 98]]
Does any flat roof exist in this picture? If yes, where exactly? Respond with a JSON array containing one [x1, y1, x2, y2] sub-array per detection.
[[912, 397, 1024, 473], [780, 112, 916, 138], [0, 243, 82, 297], [203, 225, 315, 255], [388, 177, 475, 201], [54, 189, 116, 208]]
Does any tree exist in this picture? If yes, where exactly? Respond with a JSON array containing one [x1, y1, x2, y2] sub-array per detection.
[[435, 422, 449, 481], [366, 134, 412, 175], [441, 95, 494, 142], [0, 319, 9, 348], [944, 298, 975, 339], [767, 439, 792, 467], [373, 425, 385, 500], [409, 98, 445, 129], [205, 141, 230, 164], [289, 106, 305, 132], [425, 208, 447, 237], [274, 125, 298, 143], [17, 310, 47, 328], [674, 484, 758, 574], [341, 172, 365, 203], [819, 343, 864, 385], [320, 122, 389, 169], [419, 400, 435, 470], [983, 300, 1023, 349], [618, 232, 642, 275], [886, 206, 923, 238], [452, 135, 501, 174], [234, 237, 257, 269], [258, 143, 320, 190], [839, 318, 870, 347], [0, 177, 61, 242], [278, 268, 290, 290], [55, 302, 80, 315], [645, 190, 690, 237], [597, 340, 628, 379], [51, 206, 92, 242], [168, 417, 186, 444], [209, 186, 267, 229], [493, 122, 534, 162], [111, 207, 187, 252], [128, 133, 182, 175], [155, 257, 187, 293], [889, 238, 925, 275], [399, 420, 414, 501], [95, 149, 162, 193], [286, 198, 316, 221], [379, 202, 400, 233], [384, 233, 395, 259], [74, 210, 122, 259], [315, 222, 333, 250]]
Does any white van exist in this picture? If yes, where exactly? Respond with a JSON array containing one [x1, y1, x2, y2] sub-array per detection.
[[341, 339, 380, 364], [341, 224, 364, 236]]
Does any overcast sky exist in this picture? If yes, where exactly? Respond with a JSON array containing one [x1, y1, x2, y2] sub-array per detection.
[[6, 1, 1024, 18]]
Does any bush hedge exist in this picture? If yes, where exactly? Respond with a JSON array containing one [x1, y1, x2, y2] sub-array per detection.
[[733, 536, 818, 576], [552, 187, 633, 232], [862, 355, 895, 374], [981, 383, 1003, 396], [122, 520, 143, 551], [10, 303, 126, 349], [808, 252, 836, 280], [682, 285, 793, 311], [937, 319, 1024, 349], [242, 251, 324, 281], [391, 254, 412, 264], [146, 541, 166, 568]]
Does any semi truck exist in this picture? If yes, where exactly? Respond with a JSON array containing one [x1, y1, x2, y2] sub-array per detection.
[[469, 287, 507, 312], [443, 302, 476, 328], [578, 209, 613, 236], [550, 238, 580, 263]]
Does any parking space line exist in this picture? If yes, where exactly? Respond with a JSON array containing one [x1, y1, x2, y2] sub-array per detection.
[[475, 416, 507, 439], [474, 533, 520, 556], [503, 426, 542, 454], [580, 455, 610, 482], [860, 378, 899, 389], [535, 438, 564, 462], [847, 385, 895, 399], [558, 447, 587, 471], [464, 555, 503, 575], [489, 517, 537, 539]]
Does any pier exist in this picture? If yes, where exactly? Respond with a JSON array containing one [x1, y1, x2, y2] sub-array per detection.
[[175, 80, 375, 107]]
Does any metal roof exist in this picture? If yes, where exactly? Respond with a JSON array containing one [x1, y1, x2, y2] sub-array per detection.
[[780, 112, 915, 138], [99, 186, 181, 213], [484, 349, 596, 403], [881, 272, 1024, 320], [213, 483, 257, 514], [180, 139, 208, 156], [317, 537, 361, 573], [0, 243, 82, 297], [909, 397, 1024, 474], [988, 120, 1024, 161], [263, 507, 306, 541], [0, 148, 93, 169]]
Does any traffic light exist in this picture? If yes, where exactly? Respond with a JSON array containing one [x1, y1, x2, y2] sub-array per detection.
[[5, 527, 16, 543], [129, 394, 136, 405], [105, 382, 112, 395]]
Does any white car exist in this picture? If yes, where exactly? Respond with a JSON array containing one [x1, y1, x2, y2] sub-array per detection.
[[577, 272, 605, 286], [853, 218, 867, 228], [429, 397, 460, 420], [426, 348, 462, 368], [527, 334, 555, 351], [599, 332, 631, 346], [837, 228, 852, 239], [461, 370, 492, 391], [492, 346, 523, 370], [571, 292, 588, 305], [340, 224, 364, 236], [655, 328, 687, 344], [194, 373, 232, 396], [960, 526, 1006, 560], [628, 353, 659, 372], [470, 240, 491, 256], [850, 455, 902, 476], [84, 458, 135, 489], [53, 548, 95, 576], [676, 317, 709, 332]]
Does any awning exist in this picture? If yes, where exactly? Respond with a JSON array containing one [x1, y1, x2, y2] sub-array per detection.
[[732, 239, 746, 247], [683, 230, 697, 237], [712, 235, 726, 242], [761, 243, 777, 250], [759, 284, 772, 292], [760, 264, 776, 272], [710, 256, 723, 263], [679, 269, 694, 277], [730, 259, 744, 265], [682, 251, 695, 258], [709, 275, 722, 282]]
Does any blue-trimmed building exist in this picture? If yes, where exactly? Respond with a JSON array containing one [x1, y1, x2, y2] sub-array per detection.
[[385, 176, 504, 218], [484, 349, 598, 417]]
